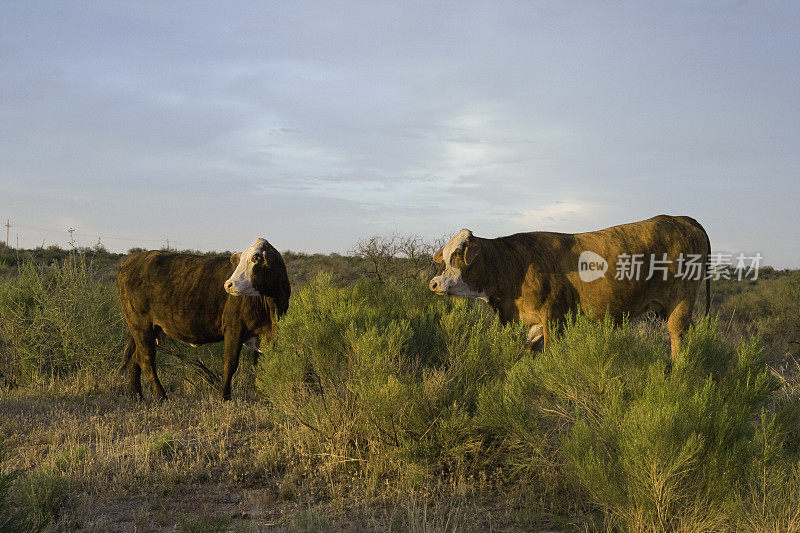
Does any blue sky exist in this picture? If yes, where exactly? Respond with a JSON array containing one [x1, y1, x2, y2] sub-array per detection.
[[2, 1, 799, 266]]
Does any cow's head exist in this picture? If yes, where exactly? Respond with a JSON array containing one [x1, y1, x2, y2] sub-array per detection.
[[428, 229, 487, 299], [224, 238, 291, 315]]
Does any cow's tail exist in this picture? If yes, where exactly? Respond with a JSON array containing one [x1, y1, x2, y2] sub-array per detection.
[[118, 336, 135, 372]]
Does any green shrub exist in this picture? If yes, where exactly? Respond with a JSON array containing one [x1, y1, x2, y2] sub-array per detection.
[[257, 277, 800, 527], [738, 410, 800, 531], [0, 441, 43, 533], [16, 470, 71, 528], [150, 433, 178, 458], [256, 274, 528, 481], [3, 249, 795, 529], [479, 314, 800, 531], [0, 254, 126, 386]]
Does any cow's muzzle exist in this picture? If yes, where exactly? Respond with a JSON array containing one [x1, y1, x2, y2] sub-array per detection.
[[429, 279, 446, 294], [225, 279, 260, 296], [224, 280, 239, 294]]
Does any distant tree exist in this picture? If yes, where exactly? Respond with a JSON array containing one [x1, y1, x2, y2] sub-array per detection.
[[351, 233, 438, 283]]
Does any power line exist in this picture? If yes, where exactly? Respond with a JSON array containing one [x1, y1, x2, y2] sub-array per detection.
[[1, 221, 185, 252], [15, 224, 165, 243], [3, 218, 231, 253]]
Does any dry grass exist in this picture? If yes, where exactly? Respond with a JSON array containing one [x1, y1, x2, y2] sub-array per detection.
[[0, 369, 544, 532]]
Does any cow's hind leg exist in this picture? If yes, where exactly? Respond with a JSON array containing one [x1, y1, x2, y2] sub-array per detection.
[[128, 359, 143, 398], [132, 327, 167, 401], [119, 336, 135, 371], [119, 337, 143, 399], [667, 299, 694, 358]]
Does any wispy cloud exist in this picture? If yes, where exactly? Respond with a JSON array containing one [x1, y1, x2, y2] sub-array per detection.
[[0, 2, 798, 265]]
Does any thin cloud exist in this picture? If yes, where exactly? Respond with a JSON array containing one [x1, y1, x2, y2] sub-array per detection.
[[0, 2, 798, 265]]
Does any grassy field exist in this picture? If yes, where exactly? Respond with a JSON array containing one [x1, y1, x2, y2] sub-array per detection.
[[1, 244, 799, 532]]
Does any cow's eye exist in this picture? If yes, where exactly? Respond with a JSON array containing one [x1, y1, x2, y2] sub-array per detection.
[[251, 254, 260, 263]]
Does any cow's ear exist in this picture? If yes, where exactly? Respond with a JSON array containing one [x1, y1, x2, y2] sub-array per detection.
[[464, 243, 480, 266], [433, 248, 444, 264], [230, 252, 242, 266]]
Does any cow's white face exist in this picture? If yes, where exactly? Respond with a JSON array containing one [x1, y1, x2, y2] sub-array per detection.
[[225, 238, 268, 296], [429, 229, 488, 300]]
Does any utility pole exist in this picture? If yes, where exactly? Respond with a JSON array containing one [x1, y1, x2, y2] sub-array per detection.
[[4, 219, 10, 247]]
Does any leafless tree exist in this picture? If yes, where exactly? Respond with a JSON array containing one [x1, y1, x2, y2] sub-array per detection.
[[351, 233, 440, 283]]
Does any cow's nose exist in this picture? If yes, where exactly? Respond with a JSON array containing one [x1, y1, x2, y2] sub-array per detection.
[[224, 280, 234, 292], [429, 279, 438, 291]]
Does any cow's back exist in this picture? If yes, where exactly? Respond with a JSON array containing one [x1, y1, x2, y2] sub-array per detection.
[[575, 215, 706, 257], [569, 215, 709, 319], [484, 215, 709, 322]]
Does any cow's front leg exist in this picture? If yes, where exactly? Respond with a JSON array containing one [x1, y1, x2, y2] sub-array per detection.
[[129, 360, 143, 399], [221, 330, 243, 400], [539, 314, 553, 352]]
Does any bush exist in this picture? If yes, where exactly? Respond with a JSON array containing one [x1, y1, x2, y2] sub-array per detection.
[[2, 245, 797, 529], [0, 440, 43, 533], [16, 470, 72, 528], [0, 254, 126, 386], [179, 512, 230, 533], [256, 274, 528, 482], [479, 314, 800, 531], [259, 275, 800, 528]]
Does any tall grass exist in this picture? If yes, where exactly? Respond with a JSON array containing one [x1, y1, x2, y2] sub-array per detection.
[[721, 270, 800, 361]]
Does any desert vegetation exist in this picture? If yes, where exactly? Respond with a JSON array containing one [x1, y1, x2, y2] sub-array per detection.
[[1, 240, 799, 531]]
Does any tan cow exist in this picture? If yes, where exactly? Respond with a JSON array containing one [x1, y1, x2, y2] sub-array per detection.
[[429, 215, 710, 356]]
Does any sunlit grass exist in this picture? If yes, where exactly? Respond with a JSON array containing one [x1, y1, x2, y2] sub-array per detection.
[[1, 255, 799, 530]]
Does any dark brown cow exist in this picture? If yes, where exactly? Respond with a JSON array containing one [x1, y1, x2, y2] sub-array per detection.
[[117, 238, 290, 400], [429, 215, 710, 356]]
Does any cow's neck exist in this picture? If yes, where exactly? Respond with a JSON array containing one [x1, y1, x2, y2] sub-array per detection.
[[466, 237, 528, 310], [237, 294, 275, 335], [466, 238, 512, 308]]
